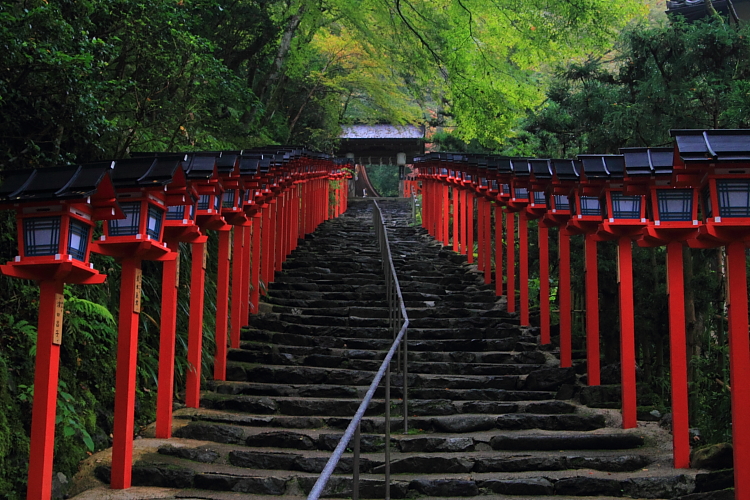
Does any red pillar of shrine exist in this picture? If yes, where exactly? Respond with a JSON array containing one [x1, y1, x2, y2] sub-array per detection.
[[442, 184, 450, 246], [483, 200, 492, 284], [558, 229, 572, 368], [241, 218, 253, 324], [519, 212, 529, 325], [230, 225, 245, 347], [495, 205, 503, 296], [250, 212, 262, 314], [185, 237, 208, 409], [110, 257, 143, 489], [666, 241, 690, 468], [726, 240, 750, 496], [617, 238, 637, 429], [214, 229, 231, 380], [467, 193, 475, 263], [539, 224, 550, 344], [460, 190, 468, 255], [26, 279, 65, 500], [453, 188, 460, 252], [505, 211, 515, 313], [156, 244, 179, 438], [477, 198, 485, 272], [583, 235, 601, 385]]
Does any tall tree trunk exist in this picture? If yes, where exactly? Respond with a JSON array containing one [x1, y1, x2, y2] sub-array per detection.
[[250, 2, 307, 123]]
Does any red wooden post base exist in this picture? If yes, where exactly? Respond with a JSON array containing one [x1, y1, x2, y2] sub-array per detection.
[[452, 188, 459, 252], [26, 280, 64, 500], [539, 224, 550, 344], [483, 200, 492, 284], [477, 198, 484, 272], [519, 212, 529, 326], [460, 190, 467, 255], [584, 234, 600, 386], [666, 241, 690, 468], [111, 257, 143, 489], [156, 245, 179, 438], [494, 205, 503, 297], [505, 211, 515, 313], [251, 212, 262, 315], [559, 229, 572, 368], [185, 239, 207, 409], [214, 229, 231, 381], [618, 238, 637, 429], [726, 241, 750, 498], [467, 193, 474, 263], [230, 225, 245, 348]]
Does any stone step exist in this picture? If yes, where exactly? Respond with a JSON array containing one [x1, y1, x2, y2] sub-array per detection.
[[206, 381, 559, 402], [91, 454, 697, 498], [227, 348, 544, 375], [230, 342, 547, 365]]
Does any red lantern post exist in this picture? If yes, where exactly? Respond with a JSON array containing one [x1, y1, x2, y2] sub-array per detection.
[[566, 156, 608, 386], [90, 157, 181, 489], [527, 160, 554, 344], [592, 154, 646, 429], [0, 163, 122, 500], [623, 146, 698, 467], [543, 160, 581, 368], [673, 130, 750, 494]]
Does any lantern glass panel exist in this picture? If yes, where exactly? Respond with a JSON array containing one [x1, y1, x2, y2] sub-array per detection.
[[502, 184, 510, 195], [67, 219, 89, 261], [611, 193, 641, 219], [580, 196, 601, 216], [166, 205, 185, 220], [147, 205, 164, 240], [481, 178, 489, 187], [109, 202, 141, 236], [717, 180, 750, 217], [222, 190, 235, 208], [657, 189, 693, 221], [514, 187, 528, 199], [24, 216, 61, 256], [214, 195, 220, 211], [465, 174, 472, 181], [198, 195, 211, 210], [491, 180, 498, 190], [554, 195, 570, 211], [533, 191, 545, 205]]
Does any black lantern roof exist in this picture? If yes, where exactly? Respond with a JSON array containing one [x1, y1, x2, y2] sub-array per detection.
[[670, 129, 750, 162], [578, 154, 625, 179], [529, 159, 553, 179], [112, 157, 183, 187], [240, 155, 261, 176], [620, 147, 674, 176], [551, 159, 580, 181], [216, 152, 240, 174], [183, 153, 219, 180], [496, 158, 513, 175], [0, 162, 116, 202], [510, 158, 531, 176]]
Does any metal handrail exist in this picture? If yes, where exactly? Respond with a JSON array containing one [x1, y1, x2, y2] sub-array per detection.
[[307, 200, 409, 500]]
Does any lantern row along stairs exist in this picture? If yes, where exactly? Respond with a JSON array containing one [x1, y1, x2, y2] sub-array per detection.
[[74, 199, 706, 500], [0, 149, 350, 500], [415, 129, 750, 500]]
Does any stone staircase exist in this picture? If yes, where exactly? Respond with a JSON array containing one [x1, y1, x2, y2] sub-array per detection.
[[71, 199, 714, 499]]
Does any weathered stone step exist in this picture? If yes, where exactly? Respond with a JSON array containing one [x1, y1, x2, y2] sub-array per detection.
[[231, 342, 546, 365], [238, 332, 535, 352], [92, 455, 696, 498], [207, 381, 560, 403], [155, 442, 654, 475]]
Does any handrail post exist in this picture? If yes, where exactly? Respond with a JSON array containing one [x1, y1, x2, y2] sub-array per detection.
[[385, 358, 391, 500], [353, 423, 361, 500]]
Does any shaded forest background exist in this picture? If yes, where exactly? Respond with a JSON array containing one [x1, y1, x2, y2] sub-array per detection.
[[0, 0, 745, 495]]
